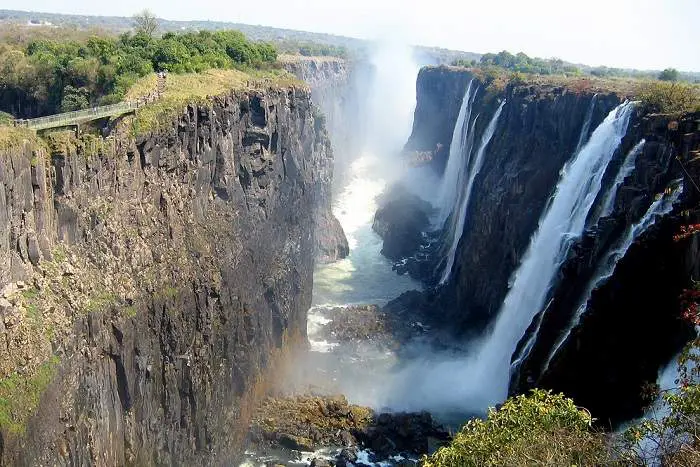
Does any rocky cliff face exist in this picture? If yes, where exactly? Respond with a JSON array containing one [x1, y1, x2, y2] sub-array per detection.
[[522, 111, 700, 426], [281, 55, 353, 262], [0, 86, 331, 465], [383, 65, 700, 424]]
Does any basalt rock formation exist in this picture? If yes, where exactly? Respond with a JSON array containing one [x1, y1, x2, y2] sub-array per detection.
[[523, 111, 700, 426], [282, 55, 354, 262], [382, 65, 700, 425], [0, 85, 333, 464]]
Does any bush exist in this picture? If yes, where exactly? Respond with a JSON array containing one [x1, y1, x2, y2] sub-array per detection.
[[638, 81, 700, 114], [423, 389, 614, 467]]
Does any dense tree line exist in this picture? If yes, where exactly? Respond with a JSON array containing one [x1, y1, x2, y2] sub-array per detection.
[[275, 40, 348, 58], [0, 30, 277, 118], [454, 50, 581, 76]]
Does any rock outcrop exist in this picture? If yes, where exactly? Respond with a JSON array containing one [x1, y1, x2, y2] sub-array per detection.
[[282, 55, 354, 262], [372, 185, 433, 262], [248, 394, 449, 464], [0, 86, 332, 464]]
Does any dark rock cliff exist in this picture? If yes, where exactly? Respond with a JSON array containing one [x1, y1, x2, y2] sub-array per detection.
[[396, 66, 620, 333], [282, 56, 353, 262], [521, 112, 700, 426], [385, 65, 700, 425], [0, 86, 331, 465]]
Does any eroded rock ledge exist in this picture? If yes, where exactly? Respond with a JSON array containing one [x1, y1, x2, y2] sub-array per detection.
[[248, 395, 450, 466]]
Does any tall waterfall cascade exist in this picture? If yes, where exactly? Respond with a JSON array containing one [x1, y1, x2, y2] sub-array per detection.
[[542, 182, 684, 373], [414, 101, 637, 410], [599, 140, 646, 219], [439, 101, 505, 284], [435, 80, 477, 224], [575, 95, 598, 152]]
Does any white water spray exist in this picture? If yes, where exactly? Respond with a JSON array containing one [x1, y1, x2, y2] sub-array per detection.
[[439, 101, 505, 284], [435, 81, 477, 223], [598, 140, 646, 219], [542, 183, 682, 373], [575, 95, 597, 152]]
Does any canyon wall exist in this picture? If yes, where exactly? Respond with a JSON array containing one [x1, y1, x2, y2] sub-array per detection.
[[526, 111, 700, 425], [0, 86, 331, 465], [400, 66, 620, 332], [385, 65, 700, 424]]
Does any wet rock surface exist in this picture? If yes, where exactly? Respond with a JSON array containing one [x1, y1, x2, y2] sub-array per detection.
[[316, 211, 350, 264], [372, 185, 433, 262], [315, 305, 429, 351], [248, 395, 450, 465]]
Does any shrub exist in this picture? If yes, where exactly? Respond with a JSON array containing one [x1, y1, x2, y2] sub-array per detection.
[[423, 389, 614, 466], [637, 81, 700, 114]]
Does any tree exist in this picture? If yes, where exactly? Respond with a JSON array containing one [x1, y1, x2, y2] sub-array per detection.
[[132, 10, 159, 38], [658, 68, 680, 82]]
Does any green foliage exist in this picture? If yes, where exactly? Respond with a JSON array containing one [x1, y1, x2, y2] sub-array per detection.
[[638, 81, 700, 114], [475, 50, 581, 76], [659, 68, 680, 82], [0, 29, 278, 118], [0, 356, 60, 434], [274, 40, 347, 58], [423, 390, 612, 467], [59, 84, 90, 112]]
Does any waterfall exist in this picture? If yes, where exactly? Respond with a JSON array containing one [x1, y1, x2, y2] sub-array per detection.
[[435, 81, 477, 224], [542, 183, 682, 374], [439, 101, 505, 284], [437, 101, 636, 409], [575, 95, 597, 151], [598, 140, 646, 219]]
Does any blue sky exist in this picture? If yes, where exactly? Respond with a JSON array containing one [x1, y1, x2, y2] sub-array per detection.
[[7, 0, 700, 71]]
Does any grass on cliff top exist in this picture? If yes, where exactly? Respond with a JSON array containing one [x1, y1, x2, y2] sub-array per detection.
[[451, 65, 700, 110], [0, 125, 42, 152], [127, 67, 305, 137], [0, 356, 60, 434]]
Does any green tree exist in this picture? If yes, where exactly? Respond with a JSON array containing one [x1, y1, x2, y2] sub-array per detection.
[[60, 85, 89, 112], [423, 390, 613, 467], [133, 10, 159, 38], [658, 68, 680, 82]]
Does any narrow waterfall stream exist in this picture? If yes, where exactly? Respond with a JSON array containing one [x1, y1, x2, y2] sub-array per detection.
[[544, 182, 684, 372], [439, 100, 505, 284]]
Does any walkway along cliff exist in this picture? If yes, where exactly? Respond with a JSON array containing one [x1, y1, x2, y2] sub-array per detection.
[[0, 84, 336, 465]]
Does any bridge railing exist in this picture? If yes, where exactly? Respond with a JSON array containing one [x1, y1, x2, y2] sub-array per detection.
[[14, 101, 141, 131]]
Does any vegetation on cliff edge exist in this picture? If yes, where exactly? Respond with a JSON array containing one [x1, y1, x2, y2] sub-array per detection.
[[0, 27, 278, 118], [126, 67, 303, 137]]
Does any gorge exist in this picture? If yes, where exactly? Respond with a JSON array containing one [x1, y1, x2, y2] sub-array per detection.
[[0, 32, 699, 467]]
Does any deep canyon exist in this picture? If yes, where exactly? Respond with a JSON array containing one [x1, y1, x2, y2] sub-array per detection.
[[1, 44, 699, 466]]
